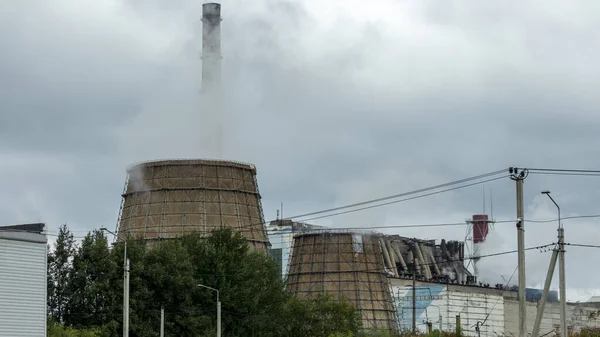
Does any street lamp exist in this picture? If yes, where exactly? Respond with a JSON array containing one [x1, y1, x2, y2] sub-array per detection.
[[540, 191, 567, 337], [101, 227, 129, 337], [198, 284, 221, 337]]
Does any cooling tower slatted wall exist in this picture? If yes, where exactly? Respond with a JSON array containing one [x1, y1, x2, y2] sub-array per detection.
[[116, 159, 269, 250], [287, 232, 398, 331]]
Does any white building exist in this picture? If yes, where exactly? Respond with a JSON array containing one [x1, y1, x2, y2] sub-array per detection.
[[391, 278, 600, 336], [0, 223, 48, 337], [267, 220, 328, 279]]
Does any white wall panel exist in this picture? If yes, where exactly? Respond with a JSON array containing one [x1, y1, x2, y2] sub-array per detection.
[[0, 238, 47, 337], [505, 299, 600, 337]]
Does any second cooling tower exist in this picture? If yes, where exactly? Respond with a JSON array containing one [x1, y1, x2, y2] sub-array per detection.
[[116, 159, 269, 250], [286, 231, 398, 331]]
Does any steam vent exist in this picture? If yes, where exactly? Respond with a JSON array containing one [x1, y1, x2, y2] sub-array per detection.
[[286, 232, 398, 331], [116, 159, 270, 250]]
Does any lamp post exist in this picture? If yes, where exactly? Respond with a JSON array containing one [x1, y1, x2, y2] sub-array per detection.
[[541, 191, 567, 337], [198, 284, 221, 337], [101, 227, 129, 337]]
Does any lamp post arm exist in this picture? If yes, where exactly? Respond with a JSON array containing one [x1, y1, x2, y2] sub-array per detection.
[[545, 195, 561, 226]]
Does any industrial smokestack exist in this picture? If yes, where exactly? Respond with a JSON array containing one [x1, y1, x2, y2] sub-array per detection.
[[471, 214, 490, 276], [201, 2, 222, 93]]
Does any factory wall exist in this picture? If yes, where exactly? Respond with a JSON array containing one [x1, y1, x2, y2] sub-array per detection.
[[504, 299, 600, 336], [391, 281, 506, 337], [0, 225, 47, 337], [391, 279, 600, 336]]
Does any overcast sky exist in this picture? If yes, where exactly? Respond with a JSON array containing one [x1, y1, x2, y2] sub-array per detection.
[[1, 0, 600, 301]]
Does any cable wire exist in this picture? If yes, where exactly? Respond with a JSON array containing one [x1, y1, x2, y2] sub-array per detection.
[[528, 168, 600, 174], [565, 243, 600, 249], [283, 169, 508, 220], [529, 172, 600, 177], [297, 175, 507, 222], [481, 265, 518, 327]]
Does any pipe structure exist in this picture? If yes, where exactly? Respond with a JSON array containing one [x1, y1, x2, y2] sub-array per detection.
[[410, 247, 422, 277], [385, 239, 399, 277], [427, 249, 441, 276], [415, 242, 432, 279], [391, 242, 408, 272], [380, 238, 396, 277]]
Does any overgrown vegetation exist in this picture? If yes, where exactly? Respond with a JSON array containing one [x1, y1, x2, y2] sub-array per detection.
[[47, 224, 365, 337]]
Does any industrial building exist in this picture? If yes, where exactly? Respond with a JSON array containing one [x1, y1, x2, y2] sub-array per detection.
[[281, 213, 600, 334], [106, 2, 598, 334], [0, 223, 48, 337], [116, 159, 270, 250], [391, 278, 600, 336]]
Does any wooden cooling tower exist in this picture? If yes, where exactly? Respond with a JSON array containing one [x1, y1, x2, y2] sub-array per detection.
[[286, 231, 398, 331], [115, 159, 269, 250]]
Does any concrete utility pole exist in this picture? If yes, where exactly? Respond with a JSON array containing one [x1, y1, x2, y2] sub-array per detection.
[[101, 227, 129, 337], [509, 167, 527, 337], [124, 257, 129, 337], [160, 306, 164, 337], [539, 191, 567, 337], [531, 247, 558, 337], [558, 227, 567, 337], [412, 262, 417, 334], [198, 284, 221, 337]]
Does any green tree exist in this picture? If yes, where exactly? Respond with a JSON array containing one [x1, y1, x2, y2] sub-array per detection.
[[131, 239, 201, 336], [49, 228, 365, 337], [65, 230, 117, 328], [284, 294, 362, 337], [48, 224, 77, 323], [183, 229, 291, 337], [102, 237, 147, 337]]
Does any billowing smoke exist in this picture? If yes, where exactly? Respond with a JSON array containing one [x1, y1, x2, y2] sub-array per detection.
[[470, 228, 516, 286], [441, 266, 457, 281]]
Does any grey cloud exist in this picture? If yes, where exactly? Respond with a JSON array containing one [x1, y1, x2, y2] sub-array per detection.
[[1, 0, 599, 299]]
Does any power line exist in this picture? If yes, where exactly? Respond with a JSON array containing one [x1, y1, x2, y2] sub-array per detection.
[[565, 243, 600, 249], [297, 175, 507, 222], [528, 168, 600, 174], [526, 214, 600, 223], [267, 214, 600, 232], [35, 213, 600, 238], [529, 172, 600, 177], [283, 169, 508, 220], [481, 265, 518, 327]]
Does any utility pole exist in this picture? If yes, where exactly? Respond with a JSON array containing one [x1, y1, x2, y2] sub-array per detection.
[[412, 264, 417, 334], [124, 257, 129, 337], [510, 167, 527, 337], [217, 299, 222, 337], [198, 284, 221, 337], [531, 247, 558, 337], [101, 227, 129, 337], [558, 227, 567, 337], [160, 306, 164, 337], [536, 191, 567, 337]]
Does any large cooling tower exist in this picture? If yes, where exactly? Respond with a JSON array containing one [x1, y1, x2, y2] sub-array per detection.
[[286, 232, 398, 331], [116, 159, 269, 250]]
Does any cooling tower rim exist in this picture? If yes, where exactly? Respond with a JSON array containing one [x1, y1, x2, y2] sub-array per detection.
[[124, 235, 270, 245], [126, 158, 257, 173]]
